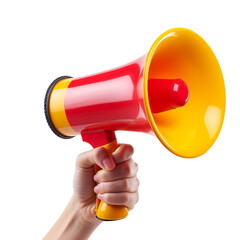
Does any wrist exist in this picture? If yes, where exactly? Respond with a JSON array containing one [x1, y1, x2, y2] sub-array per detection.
[[71, 195, 101, 229], [44, 197, 101, 240], [65, 196, 102, 240]]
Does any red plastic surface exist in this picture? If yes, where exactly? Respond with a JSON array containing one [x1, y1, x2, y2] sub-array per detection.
[[81, 130, 116, 148], [64, 55, 152, 135], [63, 55, 188, 136], [148, 79, 189, 113]]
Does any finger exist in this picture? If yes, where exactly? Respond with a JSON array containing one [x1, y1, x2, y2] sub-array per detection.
[[112, 144, 134, 165], [98, 192, 139, 210], [94, 177, 140, 194], [94, 160, 138, 182], [75, 147, 115, 170]]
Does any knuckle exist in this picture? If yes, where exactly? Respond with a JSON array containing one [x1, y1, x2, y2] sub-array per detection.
[[135, 192, 139, 204], [122, 163, 131, 176], [130, 165, 136, 177], [128, 144, 134, 155], [127, 178, 136, 192], [133, 162, 138, 175], [75, 152, 84, 166], [130, 178, 139, 192], [136, 178, 140, 187], [76, 152, 83, 161], [125, 144, 134, 158], [122, 193, 129, 204], [94, 147, 106, 162], [122, 179, 129, 191]]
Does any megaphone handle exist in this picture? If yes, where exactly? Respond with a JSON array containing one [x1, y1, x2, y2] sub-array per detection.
[[81, 131, 128, 221]]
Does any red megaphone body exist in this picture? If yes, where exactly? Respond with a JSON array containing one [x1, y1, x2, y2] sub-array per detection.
[[45, 55, 188, 141]]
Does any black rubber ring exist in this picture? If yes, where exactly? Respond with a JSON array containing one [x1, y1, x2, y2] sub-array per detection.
[[95, 216, 126, 221], [44, 76, 75, 139]]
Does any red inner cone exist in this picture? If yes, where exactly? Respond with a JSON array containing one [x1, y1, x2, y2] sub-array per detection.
[[148, 78, 189, 113]]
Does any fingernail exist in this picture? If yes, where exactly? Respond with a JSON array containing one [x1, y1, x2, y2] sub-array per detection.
[[94, 174, 99, 182], [98, 193, 103, 200], [94, 185, 99, 194], [103, 158, 115, 170]]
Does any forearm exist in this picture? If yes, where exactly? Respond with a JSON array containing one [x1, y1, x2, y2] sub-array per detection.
[[43, 197, 101, 240]]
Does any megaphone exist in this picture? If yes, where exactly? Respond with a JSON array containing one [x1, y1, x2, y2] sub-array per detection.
[[44, 28, 226, 221]]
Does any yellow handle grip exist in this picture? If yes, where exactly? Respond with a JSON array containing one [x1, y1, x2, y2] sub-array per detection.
[[95, 139, 128, 221]]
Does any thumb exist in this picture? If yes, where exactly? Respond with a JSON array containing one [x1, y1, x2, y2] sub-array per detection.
[[75, 147, 116, 170]]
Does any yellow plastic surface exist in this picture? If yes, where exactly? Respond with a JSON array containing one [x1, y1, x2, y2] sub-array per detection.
[[143, 28, 226, 158], [96, 201, 128, 221], [49, 78, 78, 136], [96, 139, 128, 221]]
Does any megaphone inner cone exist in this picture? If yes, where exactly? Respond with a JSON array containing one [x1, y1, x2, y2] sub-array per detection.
[[148, 78, 189, 113]]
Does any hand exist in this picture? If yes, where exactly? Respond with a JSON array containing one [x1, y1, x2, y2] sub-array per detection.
[[73, 144, 139, 225], [44, 144, 139, 240]]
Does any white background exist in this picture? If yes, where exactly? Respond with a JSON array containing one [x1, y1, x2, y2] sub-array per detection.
[[0, 0, 239, 239]]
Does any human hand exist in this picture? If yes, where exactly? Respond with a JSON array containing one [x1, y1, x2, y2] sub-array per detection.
[[44, 144, 139, 240], [73, 144, 139, 225]]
